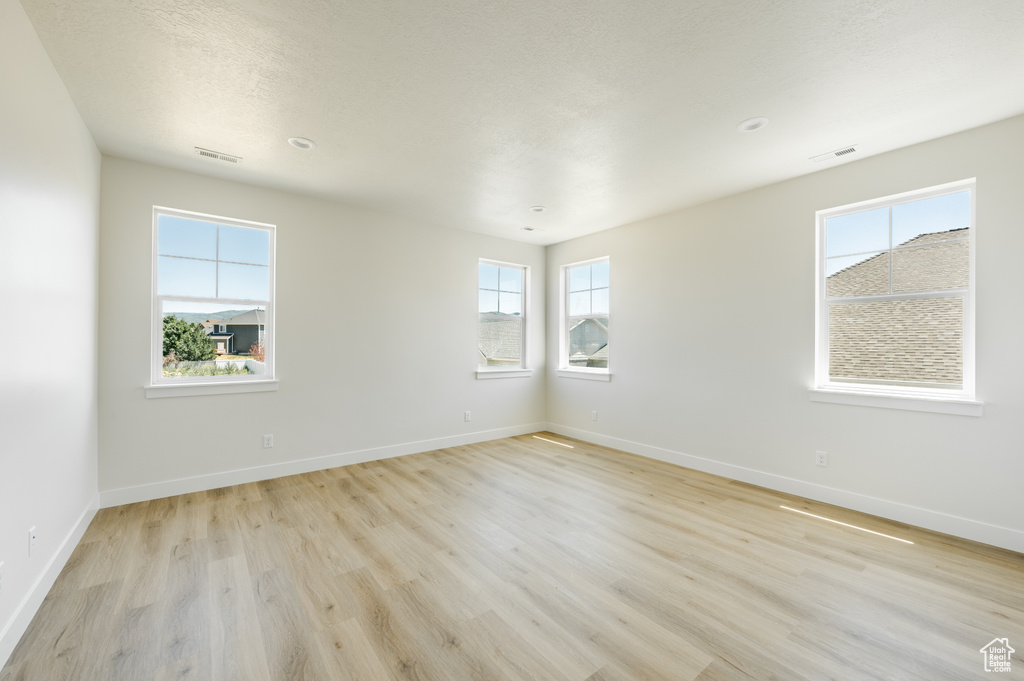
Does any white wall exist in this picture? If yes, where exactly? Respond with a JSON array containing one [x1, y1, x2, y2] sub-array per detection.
[[0, 0, 101, 666], [98, 158, 546, 501], [546, 114, 1024, 552]]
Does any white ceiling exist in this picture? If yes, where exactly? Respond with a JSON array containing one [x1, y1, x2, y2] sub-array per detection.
[[18, 0, 1024, 245]]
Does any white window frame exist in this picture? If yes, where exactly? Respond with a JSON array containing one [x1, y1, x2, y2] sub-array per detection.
[[810, 179, 980, 416], [476, 259, 531, 379], [146, 206, 278, 398], [558, 256, 611, 381]]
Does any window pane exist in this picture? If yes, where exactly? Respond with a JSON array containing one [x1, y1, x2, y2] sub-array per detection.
[[219, 224, 270, 265], [569, 265, 591, 292], [219, 263, 269, 300], [825, 252, 888, 298], [569, 291, 591, 316], [892, 191, 970, 246], [158, 256, 216, 297], [567, 317, 609, 368], [892, 240, 970, 293], [479, 263, 499, 290], [825, 207, 889, 258], [591, 287, 609, 315], [591, 261, 609, 289], [160, 302, 266, 378], [499, 291, 522, 315], [479, 289, 498, 314], [828, 297, 963, 388], [477, 315, 522, 368], [498, 267, 522, 293], [157, 215, 217, 259]]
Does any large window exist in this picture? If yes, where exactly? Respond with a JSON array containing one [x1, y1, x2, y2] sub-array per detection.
[[815, 180, 974, 402], [478, 260, 526, 370], [151, 207, 275, 388], [562, 258, 609, 373]]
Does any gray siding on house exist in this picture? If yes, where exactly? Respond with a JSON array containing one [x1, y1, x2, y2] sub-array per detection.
[[228, 324, 260, 355]]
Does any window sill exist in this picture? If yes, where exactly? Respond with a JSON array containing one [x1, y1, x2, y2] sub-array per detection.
[[808, 387, 982, 417], [557, 368, 611, 382], [146, 379, 279, 399], [476, 368, 533, 380]]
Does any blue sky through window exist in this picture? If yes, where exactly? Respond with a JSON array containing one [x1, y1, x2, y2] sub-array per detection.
[[568, 261, 609, 316], [479, 263, 522, 315], [825, 191, 969, 276], [158, 214, 270, 301]]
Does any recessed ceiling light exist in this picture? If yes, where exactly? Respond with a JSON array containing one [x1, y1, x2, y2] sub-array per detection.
[[288, 137, 315, 149], [737, 117, 769, 133], [529, 205, 546, 213]]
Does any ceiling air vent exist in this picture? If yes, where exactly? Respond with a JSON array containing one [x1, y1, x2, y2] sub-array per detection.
[[194, 147, 242, 163], [809, 144, 859, 164]]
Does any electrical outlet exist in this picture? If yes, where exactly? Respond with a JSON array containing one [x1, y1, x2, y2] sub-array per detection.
[[28, 527, 37, 557], [263, 434, 274, 449], [591, 410, 598, 421], [815, 451, 828, 467], [464, 411, 472, 422]]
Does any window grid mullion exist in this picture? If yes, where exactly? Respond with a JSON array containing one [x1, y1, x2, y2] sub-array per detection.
[[887, 205, 893, 294], [825, 288, 968, 305], [215, 224, 220, 299]]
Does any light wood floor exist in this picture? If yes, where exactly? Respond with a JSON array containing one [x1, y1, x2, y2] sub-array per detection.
[[2, 433, 1022, 680]]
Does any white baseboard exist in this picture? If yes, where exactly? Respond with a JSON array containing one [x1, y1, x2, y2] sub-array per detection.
[[545, 423, 1024, 554], [0, 496, 99, 670], [99, 423, 548, 508]]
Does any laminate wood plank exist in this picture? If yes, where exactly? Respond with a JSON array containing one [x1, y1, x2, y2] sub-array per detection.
[[455, 609, 576, 681], [65, 580, 124, 681], [157, 539, 211, 668], [252, 567, 333, 681], [337, 566, 433, 681], [118, 520, 174, 610], [152, 649, 210, 681], [208, 555, 273, 681], [206, 501, 243, 563], [313, 616, 392, 681], [508, 565, 714, 681], [106, 604, 161, 681], [431, 545, 605, 680], [383, 579, 513, 681]]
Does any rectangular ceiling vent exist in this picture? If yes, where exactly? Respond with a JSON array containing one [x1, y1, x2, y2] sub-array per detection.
[[194, 147, 242, 164], [809, 144, 859, 163]]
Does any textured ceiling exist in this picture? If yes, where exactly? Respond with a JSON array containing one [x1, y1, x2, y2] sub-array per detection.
[[18, 0, 1024, 244]]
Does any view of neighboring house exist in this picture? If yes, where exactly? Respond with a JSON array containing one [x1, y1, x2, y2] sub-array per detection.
[[568, 318, 608, 368], [827, 227, 968, 387], [202, 309, 267, 355], [476, 313, 609, 368], [478, 314, 522, 366]]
